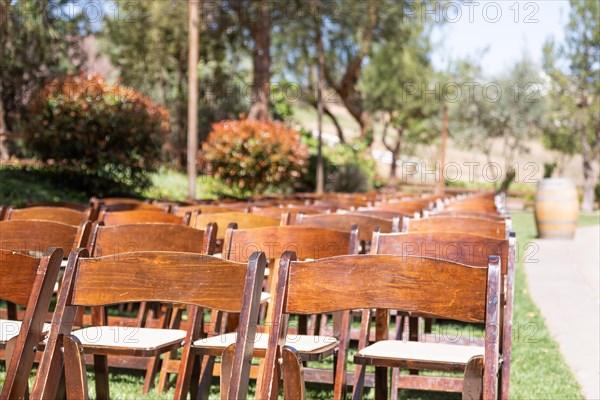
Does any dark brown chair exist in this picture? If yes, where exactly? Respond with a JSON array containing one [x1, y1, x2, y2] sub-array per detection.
[[6, 206, 92, 226], [371, 230, 516, 399], [0, 248, 63, 399], [30, 250, 267, 400], [258, 253, 503, 400], [183, 225, 360, 399], [98, 209, 190, 226]]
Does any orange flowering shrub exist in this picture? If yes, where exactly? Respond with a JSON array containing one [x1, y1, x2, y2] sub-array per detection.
[[24, 73, 169, 191], [202, 120, 308, 195]]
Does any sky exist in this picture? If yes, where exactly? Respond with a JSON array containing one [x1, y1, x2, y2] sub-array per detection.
[[430, 0, 570, 76]]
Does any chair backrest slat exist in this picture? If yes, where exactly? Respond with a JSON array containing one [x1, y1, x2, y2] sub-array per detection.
[[406, 217, 506, 239], [296, 213, 398, 242], [99, 210, 187, 226], [283, 254, 488, 323], [193, 212, 281, 241], [0, 220, 90, 254], [89, 223, 206, 257], [222, 225, 358, 262], [7, 206, 90, 226], [0, 250, 41, 305], [372, 231, 509, 274], [71, 252, 251, 312]]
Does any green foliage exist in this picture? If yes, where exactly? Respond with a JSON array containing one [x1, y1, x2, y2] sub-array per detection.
[[101, 1, 247, 166], [542, 1, 599, 210], [23, 74, 169, 194], [0, 0, 86, 129], [201, 120, 308, 198], [299, 129, 376, 193], [0, 164, 137, 207], [449, 57, 548, 190], [360, 17, 437, 178]]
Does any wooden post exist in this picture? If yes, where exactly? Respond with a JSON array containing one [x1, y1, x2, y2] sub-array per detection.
[[436, 103, 448, 196], [314, 0, 325, 195], [187, 0, 200, 199]]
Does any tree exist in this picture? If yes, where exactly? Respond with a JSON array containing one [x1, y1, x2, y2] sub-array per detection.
[[360, 21, 437, 180], [273, 0, 425, 142], [543, 0, 599, 211], [246, 0, 271, 120], [101, 0, 245, 168], [0, 0, 86, 159], [450, 57, 548, 190]]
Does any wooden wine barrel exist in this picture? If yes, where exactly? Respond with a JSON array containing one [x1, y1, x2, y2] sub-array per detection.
[[535, 178, 579, 239]]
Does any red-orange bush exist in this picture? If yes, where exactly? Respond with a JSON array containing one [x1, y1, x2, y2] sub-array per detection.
[[24, 73, 169, 192], [201, 120, 308, 195]]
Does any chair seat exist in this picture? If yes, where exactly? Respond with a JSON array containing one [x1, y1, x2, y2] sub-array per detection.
[[192, 332, 337, 360], [354, 340, 484, 372], [260, 292, 271, 303], [0, 319, 52, 343], [71, 326, 186, 357]]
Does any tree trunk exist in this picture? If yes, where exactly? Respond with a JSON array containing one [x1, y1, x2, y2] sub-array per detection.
[[0, 84, 9, 161], [247, 0, 270, 121], [580, 129, 596, 212]]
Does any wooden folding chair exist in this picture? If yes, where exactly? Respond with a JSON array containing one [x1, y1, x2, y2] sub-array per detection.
[[30, 249, 266, 400], [369, 199, 432, 215], [0, 219, 91, 256], [258, 253, 502, 400], [191, 211, 285, 243], [6, 206, 93, 226], [296, 212, 399, 251], [98, 209, 190, 226], [25, 201, 88, 212], [181, 225, 360, 400], [252, 206, 326, 224], [81, 222, 216, 397], [173, 204, 240, 216], [345, 209, 409, 221], [371, 230, 516, 400], [0, 248, 63, 399], [404, 216, 508, 239]]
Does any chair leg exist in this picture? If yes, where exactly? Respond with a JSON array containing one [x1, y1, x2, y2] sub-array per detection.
[[390, 314, 405, 400], [143, 305, 176, 394], [352, 309, 371, 400], [462, 356, 484, 400], [333, 311, 351, 400], [93, 354, 109, 400], [196, 356, 216, 400], [64, 335, 89, 400], [282, 346, 305, 399], [375, 367, 389, 400]]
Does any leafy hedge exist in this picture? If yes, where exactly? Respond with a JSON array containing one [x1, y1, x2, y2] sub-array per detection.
[[23, 73, 169, 194], [201, 119, 308, 197]]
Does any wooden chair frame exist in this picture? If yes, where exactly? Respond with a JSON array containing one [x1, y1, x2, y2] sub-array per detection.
[[0, 247, 63, 399], [371, 230, 516, 399], [6, 206, 93, 226], [404, 216, 508, 240], [82, 222, 216, 396], [259, 253, 502, 400], [30, 250, 267, 400], [98, 209, 190, 226], [182, 225, 360, 400]]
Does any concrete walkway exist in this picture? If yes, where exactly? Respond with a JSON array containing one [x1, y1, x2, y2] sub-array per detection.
[[526, 225, 600, 399]]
